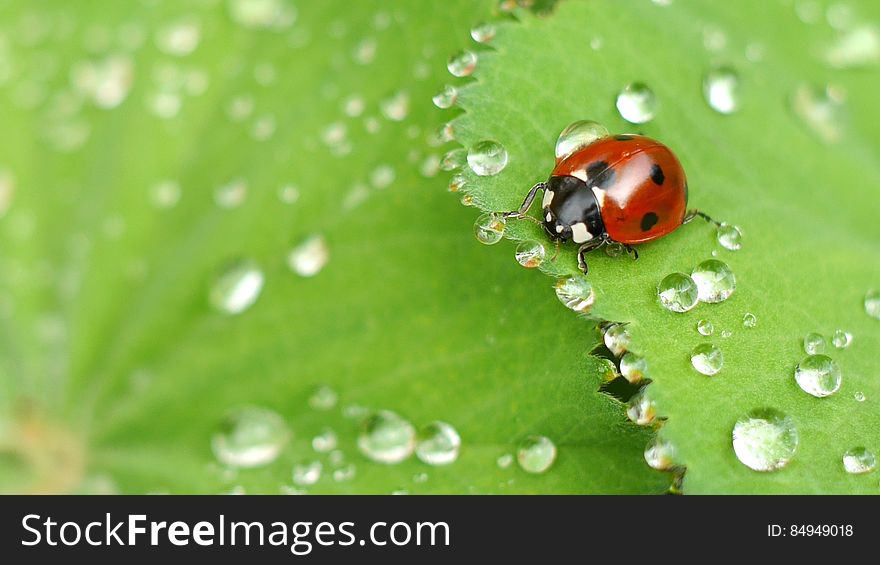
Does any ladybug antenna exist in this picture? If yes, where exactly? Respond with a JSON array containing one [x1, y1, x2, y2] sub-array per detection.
[[683, 209, 721, 227]]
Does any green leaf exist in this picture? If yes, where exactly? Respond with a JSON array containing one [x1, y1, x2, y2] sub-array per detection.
[[0, 0, 668, 493], [452, 0, 880, 492]]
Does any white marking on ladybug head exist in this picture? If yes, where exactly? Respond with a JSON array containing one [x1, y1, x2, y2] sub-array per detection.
[[542, 189, 554, 208], [555, 224, 564, 234], [571, 222, 593, 243], [591, 186, 606, 207], [570, 169, 589, 183], [545, 212, 552, 222]]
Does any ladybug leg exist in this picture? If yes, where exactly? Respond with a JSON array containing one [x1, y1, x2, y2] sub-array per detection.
[[623, 244, 639, 260], [683, 209, 721, 227], [576, 236, 608, 274], [502, 182, 546, 220]]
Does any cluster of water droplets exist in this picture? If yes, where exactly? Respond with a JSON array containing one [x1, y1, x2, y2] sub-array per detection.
[[658, 259, 736, 314]]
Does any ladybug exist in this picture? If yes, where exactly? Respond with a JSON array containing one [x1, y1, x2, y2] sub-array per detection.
[[502, 134, 717, 273]]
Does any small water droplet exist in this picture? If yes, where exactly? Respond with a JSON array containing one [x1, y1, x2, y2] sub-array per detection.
[[211, 406, 289, 468], [470, 22, 497, 43], [603, 323, 631, 356], [732, 408, 798, 472], [214, 179, 248, 209], [716, 223, 743, 250], [308, 385, 337, 411], [333, 463, 356, 482], [380, 90, 409, 121], [353, 37, 377, 65], [210, 259, 264, 315], [616, 82, 656, 124], [369, 164, 396, 189], [742, 312, 757, 328], [854, 391, 866, 402], [657, 272, 699, 313], [644, 437, 676, 470], [448, 174, 466, 193], [447, 50, 477, 77], [467, 140, 508, 176], [474, 213, 506, 245], [790, 83, 845, 143], [554, 276, 595, 313], [227, 95, 254, 121], [864, 290, 880, 320], [156, 17, 201, 56], [288, 235, 330, 277], [825, 25, 880, 69], [842, 447, 877, 474], [432, 85, 458, 109], [440, 148, 467, 171], [697, 319, 714, 336], [804, 332, 826, 354], [516, 435, 556, 474], [151, 180, 181, 209], [419, 154, 440, 178], [691, 343, 724, 376], [831, 329, 852, 349], [228, 0, 295, 30], [596, 358, 619, 382], [342, 94, 365, 117], [703, 66, 740, 114], [627, 391, 657, 426], [720, 329, 733, 338], [292, 461, 323, 486], [590, 36, 603, 50], [415, 421, 461, 466], [413, 472, 428, 483], [691, 259, 736, 303], [358, 410, 416, 464], [604, 242, 625, 257], [250, 114, 276, 141], [312, 429, 338, 453], [554, 120, 609, 162], [278, 184, 300, 204], [620, 352, 648, 384], [460, 194, 474, 207], [515, 240, 546, 268], [794, 354, 842, 397], [496, 453, 513, 469]]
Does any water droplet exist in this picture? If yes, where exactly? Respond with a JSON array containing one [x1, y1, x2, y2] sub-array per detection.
[[415, 421, 461, 466], [691, 343, 724, 376], [156, 17, 201, 56], [72, 55, 134, 109], [842, 447, 877, 474], [333, 464, 356, 482], [0, 170, 15, 218], [380, 90, 409, 121], [516, 435, 556, 474], [790, 83, 844, 143], [515, 240, 546, 268], [413, 472, 428, 484], [211, 407, 289, 468], [716, 223, 743, 250], [419, 154, 440, 178], [369, 165, 396, 189], [250, 114, 276, 141], [440, 148, 467, 171], [470, 22, 497, 43], [596, 358, 620, 382], [831, 329, 852, 349], [278, 184, 300, 204], [794, 354, 842, 397], [657, 272, 699, 313], [554, 120, 609, 162], [732, 408, 798, 472], [214, 179, 248, 209], [447, 50, 477, 77], [467, 140, 508, 176], [312, 429, 338, 453], [590, 37, 603, 50], [604, 242, 625, 257], [742, 312, 757, 328], [616, 82, 656, 124], [644, 437, 676, 470], [308, 385, 337, 411], [150, 180, 181, 209], [460, 194, 474, 207], [720, 329, 733, 338], [358, 410, 416, 464], [288, 235, 329, 277], [227, 95, 254, 122], [474, 213, 506, 245], [432, 85, 458, 109], [603, 323, 631, 356], [703, 66, 740, 114], [228, 0, 295, 30], [803, 332, 826, 354], [353, 37, 377, 65], [691, 259, 736, 303], [342, 94, 364, 117], [825, 25, 880, 69], [496, 453, 513, 469], [865, 290, 880, 320], [854, 391, 865, 402], [210, 259, 264, 315], [292, 461, 322, 486], [627, 391, 657, 426], [697, 319, 714, 336], [554, 276, 595, 313], [620, 352, 648, 384]]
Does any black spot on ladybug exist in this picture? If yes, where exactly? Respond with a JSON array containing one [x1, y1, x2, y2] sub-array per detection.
[[650, 164, 665, 185], [586, 160, 615, 188], [614, 135, 634, 141], [640, 212, 659, 232]]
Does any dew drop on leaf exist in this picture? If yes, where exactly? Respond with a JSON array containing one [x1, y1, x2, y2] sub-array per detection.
[[615, 82, 656, 124], [288, 235, 330, 277], [732, 408, 798, 472], [842, 447, 877, 474], [470, 22, 496, 44], [415, 421, 461, 466], [554, 120, 609, 162], [467, 140, 508, 176], [308, 385, 338, 411], [716, 222, 743, 251], [697, 319, 714, 336], [603, 323, 631, 356], [211, 406, 289, 468], [864, 290, 880, 320], [358, 410, 416, 464], [516, 435, 556, 474], [514, 240, 546, 268], [209, 259, 265, 315], [447, 49, 477, 77], [691, 259, 736, 303], [292, 461, 323, 486], [703, 66, 740, 114], [803, 332, 826, 355], [742, 312, 757, 328], [691, 343, 724, 376], [620, 352, 648, 383], [473, 213, 506, 245], [794, 354, 842, 397], [790, 83, 845, 143], [432, 85, 458, 109], [657, 272, 699, 312], [644, 437, 676, 470], [554, 276, 595, 313], [831, 329, 852, 349], [627, 390, 657, 426], [312, 428, 338, 453]]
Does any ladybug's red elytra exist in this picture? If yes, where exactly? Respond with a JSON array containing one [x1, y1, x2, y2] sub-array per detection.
[[502, 133, 717, 273]]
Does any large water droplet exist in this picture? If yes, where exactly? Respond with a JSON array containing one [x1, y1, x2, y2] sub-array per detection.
[[842, 447, 877, 474], [716, 223, 743, 251], [657, 272, 699, 312], [358, 410, 416, 464], [865, 290, 880, 320], [732, 408, 798, 472], [803, 332, 826, 355], [691, 343, 724, 376], [467, 140, 508, 176], [603, 323, 631, 356], [616, 82, 656, 124], [627, 391, 657, 426], [691, 259, 736, 303], [470, 22, 497, 43], [554, 120, 609, 162], [211, 407, 289, 468], [515, 240, 546, 268], [447, 50, 477, 77], [620, 352, 648, 384], [516, 435, 556, 474], [825, 25, 880, 69], [288, 235, 329, 277], [697, 319, 714, 336], [644, 437, 676, 470], [292, 461, 323, 486], [831, 329, 852, 349], [432, 85, 458, 109], [474, 213, 506, 245], [210, 259, 265, 315], [554, 276, 595, 313], [703, 66, 740, 114], [790, 83, 844, 143], [794, 354, 842, 397], [415, 421, 461, 466]]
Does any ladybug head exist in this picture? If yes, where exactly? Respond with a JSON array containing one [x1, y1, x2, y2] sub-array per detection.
[[541, 175, 605, 244]]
